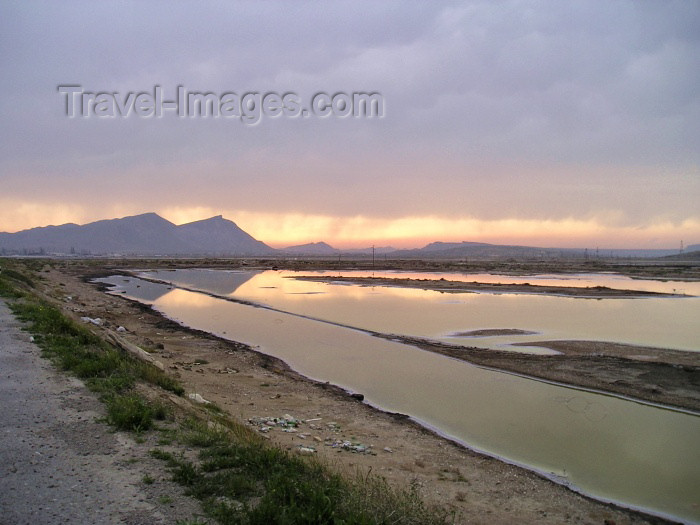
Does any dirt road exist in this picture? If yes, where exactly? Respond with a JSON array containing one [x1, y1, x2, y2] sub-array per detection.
[[0, 300, 205, 525]]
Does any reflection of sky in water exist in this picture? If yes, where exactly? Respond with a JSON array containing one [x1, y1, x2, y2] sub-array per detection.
[[275, 269, 700, 295], [140, 269, 700, 353], [97, 274, 700, 523]]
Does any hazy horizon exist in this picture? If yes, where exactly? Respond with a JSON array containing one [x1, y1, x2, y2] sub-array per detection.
[[1, 210, 696, 252], [1, 2, 698, 250]]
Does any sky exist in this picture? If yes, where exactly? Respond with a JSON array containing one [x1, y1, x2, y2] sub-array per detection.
[[1, 1, 699, 249]]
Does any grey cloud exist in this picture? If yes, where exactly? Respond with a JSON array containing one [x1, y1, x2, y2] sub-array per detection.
[[0, 0, 698, 228]]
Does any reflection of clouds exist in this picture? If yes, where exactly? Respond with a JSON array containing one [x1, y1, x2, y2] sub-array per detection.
[[147, 269, 699, 351], [241, 273, 432, 301], [553, 396, 608, 423], [158, 288, 216, 309], [265, 270, 700, 295]]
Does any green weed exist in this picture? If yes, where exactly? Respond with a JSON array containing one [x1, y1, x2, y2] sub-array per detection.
[[106, 394, 158, 432]]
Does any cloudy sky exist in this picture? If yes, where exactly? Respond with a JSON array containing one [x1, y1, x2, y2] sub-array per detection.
[[1, 1, 698, 249]]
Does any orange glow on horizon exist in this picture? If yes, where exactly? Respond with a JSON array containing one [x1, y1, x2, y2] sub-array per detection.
[[231, 212, 700, 250], [1, 199, 698, 251]]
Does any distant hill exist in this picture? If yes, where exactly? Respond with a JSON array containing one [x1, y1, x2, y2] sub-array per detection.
[[663, 247, 700, 260], [282, 242, 339, 255], [342, 246, 396, 255], [281, 243, 398, 256], [0, 213, 275, 256], [175, 215, 272, 255], [386, 241, 687, 259], [389, 241, 564, 259]]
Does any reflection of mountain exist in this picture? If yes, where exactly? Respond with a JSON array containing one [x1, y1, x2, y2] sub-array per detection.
[[149, 269, 261, 296], [99, 276, 173, 303], [130, 279, 175, 302], [0, 213, 275, 256]]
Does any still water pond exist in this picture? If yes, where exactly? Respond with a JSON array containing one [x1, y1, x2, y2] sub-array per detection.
[[139, 269, 700, 353], [100, 271, 700, 523]]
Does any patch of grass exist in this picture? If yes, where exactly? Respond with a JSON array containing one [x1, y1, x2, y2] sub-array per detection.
[[135, 360, 185, 396], [0, 266, 35, 288], [86, 374, 135, 395], [150, 419, 450, 525], [12, 300, 101, 347], [180, 419, 230, 448], [0, 271, 27, 298], [204, 402, 223, 414], [157, 429, 176, 446], [7, 287, 184, 400], [143, 474, 155, 485], [150, 448, 175, 462], [171, 460, 200, 487], [106, 394, 158, 432]]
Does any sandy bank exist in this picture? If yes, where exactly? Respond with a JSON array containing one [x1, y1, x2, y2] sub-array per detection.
[[291, 275, 688, 298]]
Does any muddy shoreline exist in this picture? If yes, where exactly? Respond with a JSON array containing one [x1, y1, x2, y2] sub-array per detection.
[[291, 275, 689, 297], [31, 260, 698, 523], [376, 334, 700, 414]]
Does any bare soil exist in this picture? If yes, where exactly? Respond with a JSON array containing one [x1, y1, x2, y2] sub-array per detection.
[[382, 336, 700, 413], [452, 328, 538, 337], [29, 259, 697, 524], [292, 275, 686, 297]]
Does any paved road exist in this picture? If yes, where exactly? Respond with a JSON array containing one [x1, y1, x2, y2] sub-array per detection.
[[0, 299, 204, 525]]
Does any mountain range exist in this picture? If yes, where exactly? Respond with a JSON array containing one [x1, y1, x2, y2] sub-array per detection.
[[0, 213, 274, 256], [0, 213, 697, 259]]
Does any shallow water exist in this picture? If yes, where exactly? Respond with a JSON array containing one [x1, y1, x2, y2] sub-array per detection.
[[140, 269, 700, 353], [100, 273, 700, 523], [272, 269, 700, 295]]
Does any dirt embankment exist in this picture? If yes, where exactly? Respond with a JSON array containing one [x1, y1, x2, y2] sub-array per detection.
[[31, 260, 691, 524], [292, 275, 687, 297], [378, 335, 700, 413]]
